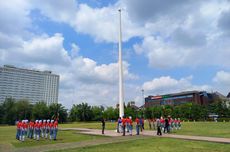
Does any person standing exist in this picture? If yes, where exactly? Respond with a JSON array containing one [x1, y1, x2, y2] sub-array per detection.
[[156, 119, 162, 136], [53, 119, 58, 140], [45, 119, 50, 139], [128, 116, 133, 136], [164, 117, 169, 133], [135, 117, 140, 135], [122, 116, 126, 136], [49, 120, 54, 140], [117, 117, 121, 133], [28, 120, 34, 139], [101, 118, 105, 134], [16, 120, 21, 140]]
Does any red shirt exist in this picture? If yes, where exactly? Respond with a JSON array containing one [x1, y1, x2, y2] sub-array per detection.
[[135, 118, 140, 124], [54, 121, 58, 128], [25, 123, 28, 129], [29, 121, 34, 128], [42, 122, 46, 127], [122, 118, 126, 126], [49, 122, 54, 128], [17, 122, 21, 129]]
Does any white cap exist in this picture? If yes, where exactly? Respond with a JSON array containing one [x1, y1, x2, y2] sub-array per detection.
[[51, 120, 54, 122], [43, 120, 46, 122], [47, 119, 50, 122]]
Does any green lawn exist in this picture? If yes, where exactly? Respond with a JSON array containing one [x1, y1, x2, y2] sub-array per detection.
[[0, 126, 107, 148], [174, 122, 230, 138], [60, 121, 116, 130], [53, 137, 230, 152], [1, 121, 230, 151]]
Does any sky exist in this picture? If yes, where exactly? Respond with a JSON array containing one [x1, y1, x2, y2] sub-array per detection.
[[0, 0, 230, 109]]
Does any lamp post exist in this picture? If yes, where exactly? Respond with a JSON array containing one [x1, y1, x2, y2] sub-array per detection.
[[141, 89, 145, 108]]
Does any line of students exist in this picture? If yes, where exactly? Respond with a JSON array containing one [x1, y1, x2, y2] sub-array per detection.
[[16, 119, 58, 142], [156, 117, 182, 136], [117, 116, 145, 136]]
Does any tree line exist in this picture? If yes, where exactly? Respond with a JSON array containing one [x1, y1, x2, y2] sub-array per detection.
[[1, 98, 230, 125]]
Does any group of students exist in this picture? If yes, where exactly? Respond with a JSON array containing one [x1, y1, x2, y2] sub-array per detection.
[[115, 116, 181, 136], [156, 117, 182, 136], [116, 116, 145, 136], [16, 119, 58, 142]]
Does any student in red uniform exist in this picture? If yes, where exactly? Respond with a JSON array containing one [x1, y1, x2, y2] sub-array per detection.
[[16, 120, 21, 140], [28, 120, 34, 139], [135, 117, 140, 135], [122, 116, 126, 136], [53, 119, 58, 140], [36, 120, 42, 141], [33, 120, 38, 140], [49, 120, 54, 140], [21, 120, 26, 141], [42, 120, 46, 138], [45, 120, 50, 139], [25, 120, 29, 138], [128, 116, 133, 136]]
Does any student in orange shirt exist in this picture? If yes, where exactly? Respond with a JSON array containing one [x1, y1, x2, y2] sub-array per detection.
[[42, 120, 46, 138], [135, 117, 140, 135], [122, 116, 126, 136], [53, 119, 58, 140], [45, 119, 50, 139], [128, 116, 133, 136], [49, 120, 54, 140], [28, 120, 34, 139], [16, 120, 21, 140]]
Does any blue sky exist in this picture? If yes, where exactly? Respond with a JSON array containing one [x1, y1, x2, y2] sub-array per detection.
[[1, 0, 230, 108]]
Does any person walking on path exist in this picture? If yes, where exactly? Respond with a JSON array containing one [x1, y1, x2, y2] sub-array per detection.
[[101, 118, 105, 134], [135, 117, 140, 135], [156, 118, 162, 136], [164, 117, 169, 133]]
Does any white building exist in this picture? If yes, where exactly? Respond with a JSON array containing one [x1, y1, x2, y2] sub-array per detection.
[[0, 65, 59, 105]]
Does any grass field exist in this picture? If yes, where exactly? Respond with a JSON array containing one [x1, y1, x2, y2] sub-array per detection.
[[1, 121, 230, 151], [53, 137, 230, 152], [0, 126, 107, 148]]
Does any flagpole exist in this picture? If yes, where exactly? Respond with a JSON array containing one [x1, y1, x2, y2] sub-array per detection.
[[118, 9, 124, 118]]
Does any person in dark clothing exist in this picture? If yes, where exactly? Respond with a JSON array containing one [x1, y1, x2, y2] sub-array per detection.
[[156, 119, 162, 136], [164, 118, 169, 133], [101, 118, 105, 134]]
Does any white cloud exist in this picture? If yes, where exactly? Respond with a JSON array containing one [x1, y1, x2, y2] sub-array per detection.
[[142, 76, 211, 95], [213, 71, 230, 86], [0, 32, 138, 108]]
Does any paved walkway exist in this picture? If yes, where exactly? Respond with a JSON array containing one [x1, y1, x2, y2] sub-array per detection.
[[62, 128, 230, 144], [3, 128, 230, 152]]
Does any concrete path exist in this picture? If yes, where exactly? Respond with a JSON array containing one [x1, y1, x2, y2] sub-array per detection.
[[61, 128, 230, 144]]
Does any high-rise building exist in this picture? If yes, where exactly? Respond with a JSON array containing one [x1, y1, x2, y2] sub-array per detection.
[[0, 65, 59, 105]]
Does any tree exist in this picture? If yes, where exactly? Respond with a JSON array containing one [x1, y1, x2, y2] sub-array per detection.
[[32, 102, 49, 120], [49, 103, 68, 123], [15, 100, 32, 120], [103, 107, 116, 120], [2, 98, 17, 125], [69, 103, 93, 121], [92, 106, 104, 121]]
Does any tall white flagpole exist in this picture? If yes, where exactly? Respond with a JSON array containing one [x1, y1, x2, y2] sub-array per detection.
[[118, 9, 124, 118]]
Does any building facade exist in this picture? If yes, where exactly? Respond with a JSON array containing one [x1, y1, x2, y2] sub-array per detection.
[[0, 65, 59, 105], [145, 91, 212, 107]]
